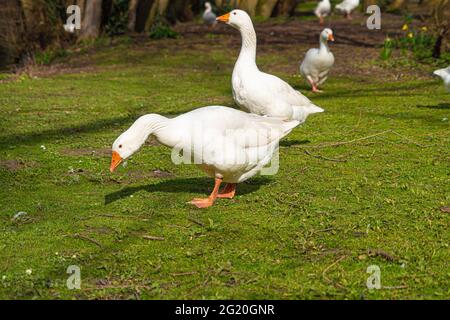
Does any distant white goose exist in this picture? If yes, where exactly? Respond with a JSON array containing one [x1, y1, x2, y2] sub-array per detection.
[[203, 2, 217, 27], [110, 106, 299, 208], [216, 10, 323, 121], [315, 0, 331, 25], [300, 28, 335, 93], [433, 66, 450, 92], [335, 0, 360, 19]]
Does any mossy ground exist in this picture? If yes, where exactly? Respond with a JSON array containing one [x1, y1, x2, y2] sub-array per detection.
[[0, 14, 449, 299]]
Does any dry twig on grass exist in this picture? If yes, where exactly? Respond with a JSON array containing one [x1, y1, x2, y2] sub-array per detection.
[[69, 233, 103, 248], [143, 235, 165, 241], [322, 255, 348, 289]]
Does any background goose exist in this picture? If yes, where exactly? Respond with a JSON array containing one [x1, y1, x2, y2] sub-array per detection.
[[216, 10, 323, 121], [335, 0, 360, 19], [314, 0, 331, 25], [433, 66, 450, 92], [110, 106, 299, 208], [203, 2, 217, 27], [300, 28, 335, 93]]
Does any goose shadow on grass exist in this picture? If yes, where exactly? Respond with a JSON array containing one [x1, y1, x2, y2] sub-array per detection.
[[416, 103, 449, 110], [104, 176, 272, 205], [280, 139, 310, 147]]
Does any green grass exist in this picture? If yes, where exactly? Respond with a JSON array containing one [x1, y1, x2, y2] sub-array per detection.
[[0, 33, 449, 299]]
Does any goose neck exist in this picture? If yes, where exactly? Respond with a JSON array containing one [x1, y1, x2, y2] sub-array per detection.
[[319, 39, 329, 54], [237, 24, 258, 68], [136, 114, 170, 145]]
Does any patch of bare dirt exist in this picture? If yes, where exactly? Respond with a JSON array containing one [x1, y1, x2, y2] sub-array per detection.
[[0, 159, 37, 171], [125, 169, 174, 181]]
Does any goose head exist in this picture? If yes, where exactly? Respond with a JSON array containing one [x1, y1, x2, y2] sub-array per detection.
[[205, 2, 212, 10], [433, 67, 449, 79], [216, 9, 253, 30], [110, 115, 160, 172], [321, 28, 334, 42]]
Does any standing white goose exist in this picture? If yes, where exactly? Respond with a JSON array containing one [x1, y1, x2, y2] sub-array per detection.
[[314, 0, 331, 25], [216, 10, 323, 121], [433, 66, 450, 92], [203, 2, 217, 27], [300, 28, 335, 93], [335, 0, 360, 19], [110, 106, 299, 208]]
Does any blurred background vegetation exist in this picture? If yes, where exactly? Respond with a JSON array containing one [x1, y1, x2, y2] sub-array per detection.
[[0, 0, 448, 70]]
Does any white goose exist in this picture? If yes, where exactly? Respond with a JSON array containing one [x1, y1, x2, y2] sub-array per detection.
[[216, 10, 323, 121], [110, 106, 299, 208], [433, 66, 450, 92], [203, 2, 217, 27], [300, 28, 335, 93], [335, 0, 360, 19], [314, 0, 331, 25]]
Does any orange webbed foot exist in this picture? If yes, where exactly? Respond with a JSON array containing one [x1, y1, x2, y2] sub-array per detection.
[[217, 183, 236, 199], [187, 177, 224, 208], [188, 198, 215, 208]]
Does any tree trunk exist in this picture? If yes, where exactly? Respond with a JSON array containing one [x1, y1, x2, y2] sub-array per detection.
[[257, 0, 278, 18], [145, 0, 160, 32], [166, 0, 194, 24], [135, 0, 155, 32], [80, 0, 103, 39], [158, 0, 170, 15], [239, 0, 259, 17], [273, 0, 299, 16], [127, 0, 139, 32], [0, 0, 27, 67]]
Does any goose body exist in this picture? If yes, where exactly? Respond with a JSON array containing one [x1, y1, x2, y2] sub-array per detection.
[[300, 28, 335, 92], [203, 2, 217, 26], [335, 0, 359, 18], [314, 0, 331, 24], [217, 10, 324, 121], [110, 106, 299, 208], [434, 66, 450, 92]]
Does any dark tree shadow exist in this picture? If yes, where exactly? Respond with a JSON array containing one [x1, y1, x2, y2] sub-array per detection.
[[291, 80, 437, 100], [416, 103, 449, 110], [104, 176, 272, 205], [0, 108, 195, 148]]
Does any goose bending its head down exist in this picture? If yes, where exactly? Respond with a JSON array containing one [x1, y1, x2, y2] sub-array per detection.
[[216, 10, 324, 122], [300, 28, 335, 93], [203, 2, 217, 27], [314, 0, 331, 25], [110, 106, 299, 208], [335, 0, 360, 19], [433, 66, 450, 92]]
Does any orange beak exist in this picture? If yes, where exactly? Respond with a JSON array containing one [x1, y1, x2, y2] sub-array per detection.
[[216, 12, 230, 23], [328, 34, 335, 42], [110, 151, 122, 173]]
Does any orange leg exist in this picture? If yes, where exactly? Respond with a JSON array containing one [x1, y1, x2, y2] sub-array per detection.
[[308, 77, 322, 93], [217, 183, 236, 199], [188, 177, 222, 208], [319, 16, 324, 25]]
